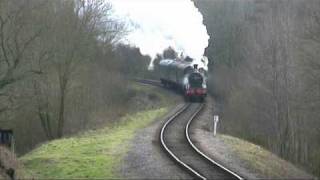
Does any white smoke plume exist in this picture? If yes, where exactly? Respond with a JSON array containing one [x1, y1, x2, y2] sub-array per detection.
[[108, 0, 210, 71]]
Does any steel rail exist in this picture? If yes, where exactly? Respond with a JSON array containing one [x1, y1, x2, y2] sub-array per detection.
[[160, 103, 207, 179], [185, 104, 244, 180], [139, 79, 242, 179]]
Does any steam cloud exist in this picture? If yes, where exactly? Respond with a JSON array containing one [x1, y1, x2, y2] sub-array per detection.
[[109, 0, 210, 70]]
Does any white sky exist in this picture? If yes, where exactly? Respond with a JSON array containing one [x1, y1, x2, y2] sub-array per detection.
[[108, 0, 210, 70]]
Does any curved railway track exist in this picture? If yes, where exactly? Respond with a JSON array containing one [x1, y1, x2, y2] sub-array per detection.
[[135, 79, 243, 179], [160, 103, 243, 180], [134, 78, 162, 87]]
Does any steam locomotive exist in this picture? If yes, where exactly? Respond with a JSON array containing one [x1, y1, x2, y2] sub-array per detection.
[[158, 58, 207, 102]]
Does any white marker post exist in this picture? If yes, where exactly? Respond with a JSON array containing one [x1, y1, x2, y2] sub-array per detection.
[[213, 115, 219, 136]]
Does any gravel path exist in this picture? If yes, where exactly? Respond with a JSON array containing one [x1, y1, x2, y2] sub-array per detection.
[[119, 103, 192, 179]]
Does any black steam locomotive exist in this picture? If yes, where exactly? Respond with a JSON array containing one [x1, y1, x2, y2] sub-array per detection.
[[158, 59, 207, 102]]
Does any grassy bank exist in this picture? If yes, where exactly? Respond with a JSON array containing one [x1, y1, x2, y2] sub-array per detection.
[[220, 135, 314, 179], [20, 82, 179, 179], [21, 108, 167, 179]]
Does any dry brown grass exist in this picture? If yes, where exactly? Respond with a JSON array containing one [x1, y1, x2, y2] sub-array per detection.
[[220, 135, 315, 179], [0, 146, 26, 179]]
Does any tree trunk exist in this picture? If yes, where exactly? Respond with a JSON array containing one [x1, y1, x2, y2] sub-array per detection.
[[57, 78, 67, 138]]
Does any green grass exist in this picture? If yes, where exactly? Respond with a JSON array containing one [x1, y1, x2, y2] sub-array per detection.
[[220, 134, 311, 178], [21, 108, 168, 179]]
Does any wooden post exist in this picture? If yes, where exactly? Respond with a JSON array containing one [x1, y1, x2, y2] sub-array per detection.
[[213, 115, 219, 136], [11, 135, 15, 154]]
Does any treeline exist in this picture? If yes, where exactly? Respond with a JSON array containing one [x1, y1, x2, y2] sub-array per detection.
[[194, 0, 320, 176], [0, 0, 150, 154]]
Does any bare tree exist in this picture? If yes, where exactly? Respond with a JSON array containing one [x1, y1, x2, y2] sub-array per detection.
[[0, 0, 43, 114]]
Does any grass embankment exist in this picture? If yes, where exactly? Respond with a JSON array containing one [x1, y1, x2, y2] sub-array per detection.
[[220, 134, 313, 179], [21, 82, 177, 179]]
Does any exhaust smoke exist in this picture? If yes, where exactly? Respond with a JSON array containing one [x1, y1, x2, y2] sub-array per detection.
[[109, 0, 210, 71]]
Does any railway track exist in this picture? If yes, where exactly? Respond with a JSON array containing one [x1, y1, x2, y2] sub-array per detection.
[[136, 79, 243, 179], [160, 103, 243, 180], [133, 78, 162, 87]]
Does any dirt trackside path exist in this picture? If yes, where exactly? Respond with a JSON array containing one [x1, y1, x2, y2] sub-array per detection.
[[119, 103, 192, 179]]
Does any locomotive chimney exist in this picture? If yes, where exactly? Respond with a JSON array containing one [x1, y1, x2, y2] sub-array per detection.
[[193, 64, 198, 70]]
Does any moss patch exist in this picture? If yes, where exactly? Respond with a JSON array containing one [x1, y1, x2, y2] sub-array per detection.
[[21, 108, 167, 179], [220, 134, 313, 179]]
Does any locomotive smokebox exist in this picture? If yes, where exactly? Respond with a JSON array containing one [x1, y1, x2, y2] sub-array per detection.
[[193, 64, 198, 70]]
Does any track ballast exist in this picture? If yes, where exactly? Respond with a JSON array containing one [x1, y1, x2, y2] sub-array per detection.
[[160, 103, 243, 180]]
